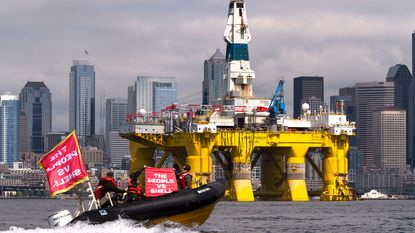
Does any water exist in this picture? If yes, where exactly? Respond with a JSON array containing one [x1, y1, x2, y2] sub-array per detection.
[[0, 199, 414, 233]]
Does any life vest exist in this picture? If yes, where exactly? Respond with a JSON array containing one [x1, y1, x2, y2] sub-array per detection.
[[127, 179, 142, 195], [179, 172, 192, 189], [94, 176, 117, 200]]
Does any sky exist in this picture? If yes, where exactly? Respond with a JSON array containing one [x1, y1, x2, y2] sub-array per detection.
[[1, 0, 415, 132]]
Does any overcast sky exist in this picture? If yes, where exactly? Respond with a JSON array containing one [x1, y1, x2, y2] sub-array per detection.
[[1, 0, 415, 132]]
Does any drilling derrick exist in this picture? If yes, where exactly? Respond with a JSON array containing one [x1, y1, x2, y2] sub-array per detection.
[[224, 0, 255, 98], [120, 0, 356, 202]]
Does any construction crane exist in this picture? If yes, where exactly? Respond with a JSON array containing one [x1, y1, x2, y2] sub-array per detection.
[[268, 79, 286, 119]]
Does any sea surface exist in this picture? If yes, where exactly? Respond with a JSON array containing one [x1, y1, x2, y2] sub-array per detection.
[[0, 199, 414, 233]]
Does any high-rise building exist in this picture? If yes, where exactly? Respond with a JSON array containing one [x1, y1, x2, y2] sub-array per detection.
[[386, 65, 412, 109], [373, 107, 406, 172], [69, 60, 95, 146], [19, 110, 29, 154], [127, 76, 177, 114], [355, 82, 394, 168], [45, 132, 69, 152], [105, 98, 129, 168], [202, 49, 226, 105], [339, 86, 357, 147], [385, 64, 412, 168], [105, 98, 128, 138], [19, 81, 52, 153], [410, 32, 415, 168], [339, 87, 356, 122], [293, 76, 324, 118], [0, 93, 20, 167]]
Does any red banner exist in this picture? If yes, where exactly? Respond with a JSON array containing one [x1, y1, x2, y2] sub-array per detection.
[[145, 167, 178, 197], [37, 131, 89, 196]]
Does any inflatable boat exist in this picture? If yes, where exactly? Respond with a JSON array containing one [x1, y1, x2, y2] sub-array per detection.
[[51, 182, 225, 227]]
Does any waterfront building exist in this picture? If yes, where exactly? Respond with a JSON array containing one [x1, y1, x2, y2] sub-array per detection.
[[19, 152, 39, 169], [81, 146, 103, 168], [127, 76, 177, 114], [355, 82, 394, 168], [373, 107, 406, 172], [355, 168, 404, 195], [293, 76, 324, 118], [19, 81, 52, 153], [69, 60, 95, 146], [202, 49, 226, 105], [386, 64, 412, 167], [0, 93, 20, 167], [105, 98, 129, 168]]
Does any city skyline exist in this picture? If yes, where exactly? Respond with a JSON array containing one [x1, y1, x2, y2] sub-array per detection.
[[1, 1, 415, 131]]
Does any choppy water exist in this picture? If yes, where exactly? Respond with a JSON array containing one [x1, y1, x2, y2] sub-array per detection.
[[0, 199, 414, 233]]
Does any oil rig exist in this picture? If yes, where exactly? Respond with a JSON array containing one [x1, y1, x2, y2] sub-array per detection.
[[120, 0, 355, 201]]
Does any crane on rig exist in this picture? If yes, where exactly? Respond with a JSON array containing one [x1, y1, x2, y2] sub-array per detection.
[[268, 79, 286, 118], [267, 79, 286, 131]]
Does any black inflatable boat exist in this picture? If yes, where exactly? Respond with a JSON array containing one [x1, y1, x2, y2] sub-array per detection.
[[69, 182, 225, 226]]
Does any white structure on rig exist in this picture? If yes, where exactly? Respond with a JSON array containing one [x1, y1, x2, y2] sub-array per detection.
[[223, 0, 255, 98]]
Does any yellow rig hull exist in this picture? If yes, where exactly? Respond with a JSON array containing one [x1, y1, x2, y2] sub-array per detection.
[[122, 130, 353, 202]]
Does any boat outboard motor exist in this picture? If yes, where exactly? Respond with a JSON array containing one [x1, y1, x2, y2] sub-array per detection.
[[48, 210, 73, 228]]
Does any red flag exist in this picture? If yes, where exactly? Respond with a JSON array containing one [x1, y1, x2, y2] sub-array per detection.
[[145, 167, 178, 197], [38, 131, 89, 196]]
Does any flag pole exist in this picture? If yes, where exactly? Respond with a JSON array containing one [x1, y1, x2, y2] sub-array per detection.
[[87, 181, 99, 210]]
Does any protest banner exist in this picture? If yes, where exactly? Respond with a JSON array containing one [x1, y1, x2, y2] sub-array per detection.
[[38, 131, 89, 196], [145, 167, 178, 197]]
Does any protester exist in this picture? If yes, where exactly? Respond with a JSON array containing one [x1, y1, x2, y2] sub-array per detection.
[[173, 164, 181, 180], [127, 166, 146, 202], [95, 171, 126, 207], [179, 165, 193, 190]]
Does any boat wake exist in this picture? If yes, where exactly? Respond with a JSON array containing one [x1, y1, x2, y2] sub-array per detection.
[[2, 219, 201, 233]]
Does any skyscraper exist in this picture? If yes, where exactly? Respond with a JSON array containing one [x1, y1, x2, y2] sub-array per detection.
[[105, 98, 129, 167], [293, 76, 324, 118], [0, 93, 20, 167], [373, 107, 406, 172], [410, 32, 415, 168], [69, 60, 95, 146], [19, 81, 52, 153], [355, 82, 394, 168], [339, 86, 356, 122], [203, 49, 226, 105], [385, 64, 412, 167], [127, 76, 177, 114], [339, 86, 357, 147]]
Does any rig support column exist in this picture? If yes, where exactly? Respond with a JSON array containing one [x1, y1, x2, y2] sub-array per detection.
[[129, 141, 156, 172], [283, 146, 309, 201], [185, 133, 214, 188], [321, 136, 352, 201], [231, 147, 254, 202]]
